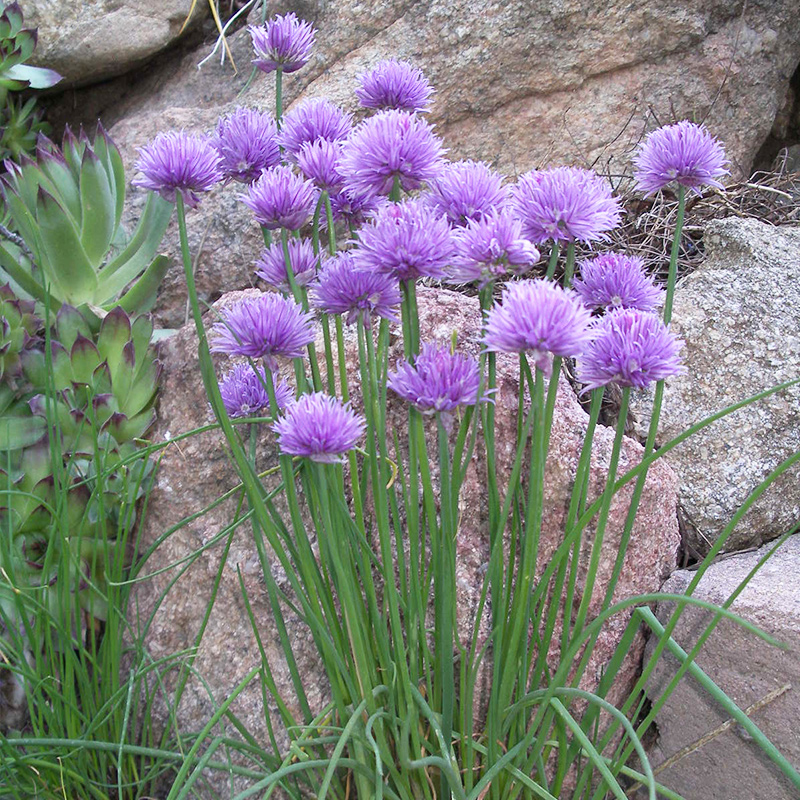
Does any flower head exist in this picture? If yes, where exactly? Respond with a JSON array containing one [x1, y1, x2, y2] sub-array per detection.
[[573, 252, 664, 312], [249, 13, 315, 74], [255, 238, 319, 293], [355, 59, 434, 113], [338, 109, 445, 199], [450, 211, 540, 287], [213, 107, 280, 183], [296, 138, 345, 192], [325, 191, 388, 230], [210, 292, 315, 370], [241, 165, 318, 230], [219, 362, 293, 418], [273, 391, 365, 463], [278, 99, 353, 162], [482, 279, 594, 375], [511, 166, 622, 244], [133, 130, 222, 207], [388, 341, 486, 416], [634, 120, 729, 196], [577, 308, 684, 391], [353, 199, 453, 282], [310, 251, 401, 324], [423, 160, 509, 226]]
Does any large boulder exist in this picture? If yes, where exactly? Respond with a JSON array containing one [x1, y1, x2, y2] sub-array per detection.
[[82, 0, 800, 327], [25, 0, 206, 87], [130, 285, 680, 788], [630, 217, 800, 556], [644, 535, 800, 800]]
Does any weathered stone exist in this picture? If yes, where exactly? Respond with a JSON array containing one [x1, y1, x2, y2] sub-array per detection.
[[630, 217, 800, 556], [131, 285, 679, 788], [62, 0, 798, 327], [25, 0, 206, 87], [644, 535, 800, 800]]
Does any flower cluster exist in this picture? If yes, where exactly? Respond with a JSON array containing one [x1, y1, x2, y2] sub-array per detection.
[[578, 308, 684, 391], [423, 160, 508, 227], [450, 212, 540, 287], [573, 252, 664, 312], [355, 59, 434, 113], [388, 342, 486, 416], [255, 238, 319, 294], [483, 279, 594, 375], [278, 99, 353, 162], [241, 165, 318, 230], [353, 199, 453, 282], [310, 251, 401, 324], [249, 13, 315, 74], [511, 166, 622, 244], [210, 292, 315, 370], [273, 392, 365, 463], [634, 120, 729, 196], [214, 107, 280, 183], [218, 362, 294, 418], [133, 131, 222, 207], [338, 109, 445, 198]]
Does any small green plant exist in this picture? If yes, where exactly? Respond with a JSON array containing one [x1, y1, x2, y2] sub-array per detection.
[[0, 2, 61, 166], [0, 125, 173, 316]]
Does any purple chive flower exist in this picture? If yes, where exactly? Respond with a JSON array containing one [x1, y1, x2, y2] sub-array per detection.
[[423, 160, 509, 227], [353, 199, 453, 282], [133, 130, 222, 208], [634, 120, 729, 196], [210, 292, 315, 370], [355, 59, 434, 113], [482, 278, 594, 375], [450, 211, 540, 288], [249, 13, 315, 74], [310, 251, 401, 324], [338, 109, 445, 199], [573, 252, 664, 312], [272, 391, 365, 463], [296, 138, 344, 192], [278, 99, 353, 162], [255, 238, 319, 294], [388, 341, 487, 416], [578, 308, 684, 391], [324, 192, 388, 230], [218, 362, 293, 418], [213, 107, 280, 183], [241, 165, 318, 230], [511, 166, 622, 244]]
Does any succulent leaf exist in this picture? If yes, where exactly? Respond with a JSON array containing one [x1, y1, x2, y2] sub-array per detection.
[[78, 148, 115, 264]]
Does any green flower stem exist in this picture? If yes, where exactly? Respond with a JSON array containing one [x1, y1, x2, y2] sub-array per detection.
[[390, 174, 402, 203], [324, 192, 337, 255], [334, 315, 349, 401], [496, 360, 546, 718], [545, 241, 560, 279], [310, 193, 336, 394], [434, 416, 456, 799], [275, 67, 284, 127], [312, 462, 376, 704], [280, 228, 322, 392], [560, 386, 604, 656], [663, 185, 685, 326], [359, 317, 411, 703], [562, 241, 576, 287], [570, 387, 630, 639], [261, 227, 272, 248]]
